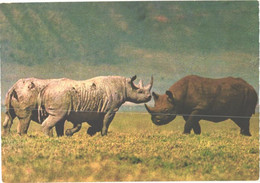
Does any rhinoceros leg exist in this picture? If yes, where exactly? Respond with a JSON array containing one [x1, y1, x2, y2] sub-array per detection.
[[55, 120, 65, 137], [183, 116, 201, 134], [87, 126, 100, 136], [192, 121, 201, 134], [183, 110, 201, 134], [42, 115, 65, 137], [17, 115, 32, 135], [232, 117, 251, 136], [65, 123, 82, 136], [2, 112, 14, 134], [101, 112, 116, 136]]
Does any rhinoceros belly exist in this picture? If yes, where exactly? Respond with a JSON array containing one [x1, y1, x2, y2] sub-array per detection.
[[67, 110, 105, 124]]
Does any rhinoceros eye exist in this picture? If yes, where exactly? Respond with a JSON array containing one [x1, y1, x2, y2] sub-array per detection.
[[163, 109, 169, 113]]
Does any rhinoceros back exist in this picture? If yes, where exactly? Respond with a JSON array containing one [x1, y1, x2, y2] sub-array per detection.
[[71, 82, 110, 113], [38, 76, 126, 122], [71, 76, 126, 113], [170, 75, 258, 117]]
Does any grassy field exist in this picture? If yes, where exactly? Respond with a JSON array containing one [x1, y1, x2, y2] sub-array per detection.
[[1, 112, 259, 182]]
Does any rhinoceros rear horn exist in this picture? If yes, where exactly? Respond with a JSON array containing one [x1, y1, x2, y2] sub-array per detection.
[[144, 76, 153, 91], [152, 92, 159, 100], [138, 80, 144, 88]]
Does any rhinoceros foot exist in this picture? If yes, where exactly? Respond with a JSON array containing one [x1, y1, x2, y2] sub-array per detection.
[[241, 131, 251, 136], [65, 129, 73, 136], [87, 127, 97, 136]]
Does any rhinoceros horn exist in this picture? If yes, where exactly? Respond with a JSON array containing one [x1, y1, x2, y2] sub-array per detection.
[[144, 76, 153, 91], [144, 104, 154, 113], [152, 92, 159, 100], [131, 76, 153, 90], [138, 80, 144, 88]]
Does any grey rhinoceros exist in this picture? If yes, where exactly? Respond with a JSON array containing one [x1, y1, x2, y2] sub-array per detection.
[[3, 78, 62, 135], [38, 75, 153, 136], [145, 75, 258, 136]]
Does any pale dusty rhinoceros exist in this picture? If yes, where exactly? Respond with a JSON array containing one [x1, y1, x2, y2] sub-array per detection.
[[145, 75, 258, 136], [38, 75, 153, 136], [3, 78, 63, 136]]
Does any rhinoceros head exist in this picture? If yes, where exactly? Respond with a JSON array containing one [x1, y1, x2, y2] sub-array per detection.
[[144, 91, 177, 125], [125, 75, 153, 103]]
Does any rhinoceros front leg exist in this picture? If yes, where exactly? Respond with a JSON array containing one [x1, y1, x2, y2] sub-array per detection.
[[101, 111, 116, 136], [183, 110, 201, 134], [183, 115, 201, 134], [192, 121, 201, 134], [87, 126, 98, 136], [55, 120, 65, 137]]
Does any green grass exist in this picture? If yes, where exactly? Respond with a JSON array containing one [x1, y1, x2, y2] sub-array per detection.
[[1, 112, 259, 182]]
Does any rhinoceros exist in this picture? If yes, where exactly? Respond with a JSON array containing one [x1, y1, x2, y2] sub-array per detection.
[[145, 75, 257, 136], [2, 78, 63, 136], [38, 75, 153, 136]]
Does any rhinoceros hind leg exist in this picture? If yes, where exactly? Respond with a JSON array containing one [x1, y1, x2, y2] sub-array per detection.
[[232, 117, 251, 136], [65, 123, 82, 136], [2, 112, 15, 134], [42, 115, 65, 137], [3, 115, 12, 134], [17, 116, 31, 135]]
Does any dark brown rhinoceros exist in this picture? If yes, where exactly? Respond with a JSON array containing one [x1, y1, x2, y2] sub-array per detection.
[[145, 75, 257, 136], [3, 78, 63, 136], [38, 75, 153, 136]]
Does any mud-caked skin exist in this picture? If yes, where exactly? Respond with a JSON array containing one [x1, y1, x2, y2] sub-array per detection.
[[38, 75, 153, 137], [2, 78, 63, 136], [145, 75, 258, 136]]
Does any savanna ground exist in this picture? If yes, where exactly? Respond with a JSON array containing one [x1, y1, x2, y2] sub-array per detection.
[[1, 112, 259, 182]]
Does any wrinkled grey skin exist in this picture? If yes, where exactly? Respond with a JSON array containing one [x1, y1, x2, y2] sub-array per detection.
[[38, 75, 153, 136], [145, 75, 258, 136], [3, 78, 62, 135]]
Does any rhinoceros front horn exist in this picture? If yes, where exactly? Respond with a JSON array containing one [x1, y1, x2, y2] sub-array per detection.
[[144, 104, 153, 113], [144, 76, 153, 91]]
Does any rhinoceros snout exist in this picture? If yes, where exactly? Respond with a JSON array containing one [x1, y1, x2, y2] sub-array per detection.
[[151, 114, 176, 126]]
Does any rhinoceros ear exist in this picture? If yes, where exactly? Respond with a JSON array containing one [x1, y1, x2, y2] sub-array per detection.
[[28, 82, 35, 89], [130, 75, 137, 82], [129, 75, 139, 89], [166, 90, 174, 103]]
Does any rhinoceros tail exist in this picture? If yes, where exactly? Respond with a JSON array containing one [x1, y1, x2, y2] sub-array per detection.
[[244, 87, 258, 115], [37, 91, 46, 123], [3, 86, 17, 130], [250, 88, 258, 115]]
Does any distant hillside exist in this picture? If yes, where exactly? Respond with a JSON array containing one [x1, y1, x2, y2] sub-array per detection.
[[1, 2, 259, 106], [1, 2, 258, 65]]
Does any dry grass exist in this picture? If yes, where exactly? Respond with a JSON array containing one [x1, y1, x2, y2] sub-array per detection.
[[1, 112, 259, 182]]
